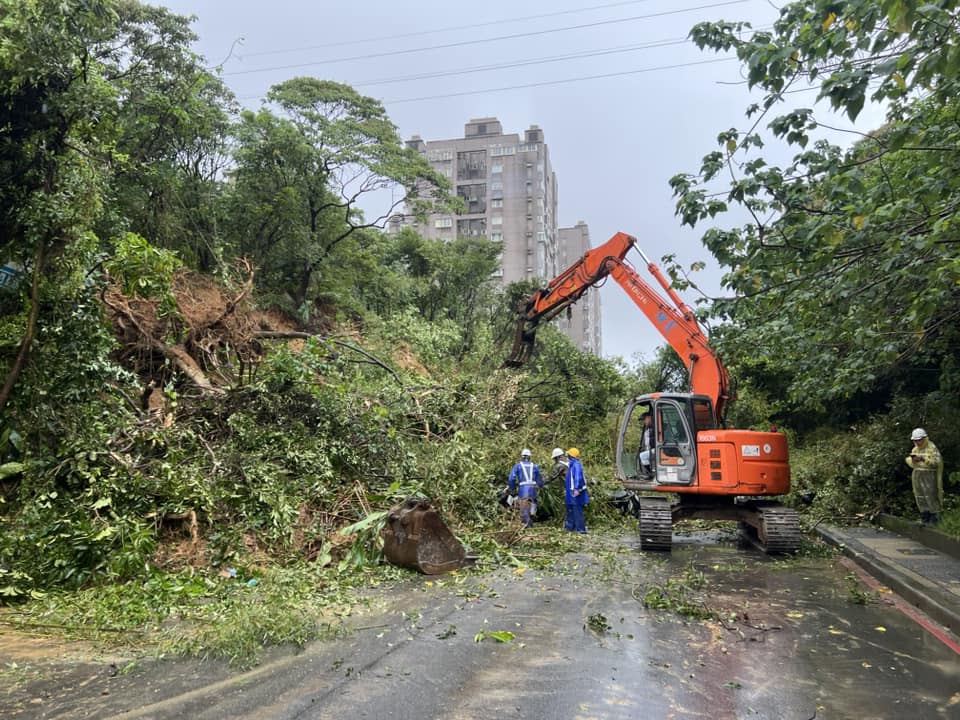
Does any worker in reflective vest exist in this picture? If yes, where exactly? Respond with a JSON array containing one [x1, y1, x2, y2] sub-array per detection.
[[564, 448, 588, 533], [508, 448, 543, 528]]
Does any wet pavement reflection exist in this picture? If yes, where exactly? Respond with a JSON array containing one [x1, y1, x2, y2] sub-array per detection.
[[3, 528, 958, 719], [623, 534, 960, 720]]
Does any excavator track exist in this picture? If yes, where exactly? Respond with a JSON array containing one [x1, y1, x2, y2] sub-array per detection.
[[638, 497, 672, 551], [752, 505, 802, 554]]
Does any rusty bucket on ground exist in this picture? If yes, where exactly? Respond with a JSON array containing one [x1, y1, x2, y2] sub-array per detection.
[[381, 497, 468, 574]]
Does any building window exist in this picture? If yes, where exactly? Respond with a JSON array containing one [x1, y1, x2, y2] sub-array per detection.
[[457, 150, 487, 181], [491, 232, 503, 242], [491, 163, 503, 174], [491, 216, 503, 226], [491, 199, 503, 208], [457, 183, 487, 214], [456, 218, 486, 237], [490, 181, 503, 191], [434, 218, 452, 229]]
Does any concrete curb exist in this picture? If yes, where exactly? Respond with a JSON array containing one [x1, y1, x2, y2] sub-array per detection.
[[816, 525, 960, 634]]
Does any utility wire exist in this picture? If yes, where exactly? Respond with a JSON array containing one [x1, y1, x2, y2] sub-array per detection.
[[351, 36, 690, 87], [234, 51, 740, 102], [383, 56, 736, 104], [224, 0, 748, 76], [353, 24, 770, 88], [241, 0, 665, 57], [231, 20, 773, 101]]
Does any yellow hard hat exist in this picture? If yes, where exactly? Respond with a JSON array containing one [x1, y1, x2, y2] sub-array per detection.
[[566, 447, 580, 457]]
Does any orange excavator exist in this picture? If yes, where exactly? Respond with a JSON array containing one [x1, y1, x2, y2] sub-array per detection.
[[505, 231, 800, 552]]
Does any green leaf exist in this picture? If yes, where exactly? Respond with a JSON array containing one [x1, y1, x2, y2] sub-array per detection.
[[0, 462, 25, 479], [338, 511, 388, 535], [479, 630, 515, 643]]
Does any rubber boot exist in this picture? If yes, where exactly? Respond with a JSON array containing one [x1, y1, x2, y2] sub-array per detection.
[[928, 513, 939, 526]]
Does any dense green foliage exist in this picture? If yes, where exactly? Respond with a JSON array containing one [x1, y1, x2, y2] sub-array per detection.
[[673, 0, 960, 405], [672, 0, 959, 512], [224, 79, 453, 313]]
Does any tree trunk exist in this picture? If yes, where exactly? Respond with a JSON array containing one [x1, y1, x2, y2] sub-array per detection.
[[293, 264, 313, 310], [163, 344, 222, 393]]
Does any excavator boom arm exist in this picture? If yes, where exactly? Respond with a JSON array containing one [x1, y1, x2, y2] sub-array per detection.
[[504, 231, 637, 367], [504, 231, 730, 418], [608, 262, 729, 419]]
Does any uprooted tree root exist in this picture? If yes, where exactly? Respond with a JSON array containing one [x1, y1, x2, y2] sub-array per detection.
[[102, 259, 287, 396]]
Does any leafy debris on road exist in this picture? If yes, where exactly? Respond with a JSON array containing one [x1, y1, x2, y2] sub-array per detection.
[[474, 629, 515, 643], [638, 563, 717, 621], [585, 613, 612, 634], [436, 624, 457, 640]]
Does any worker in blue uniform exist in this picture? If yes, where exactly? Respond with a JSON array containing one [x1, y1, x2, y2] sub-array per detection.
[[507, 448, 543, 528], [563, 447, 588, 533]]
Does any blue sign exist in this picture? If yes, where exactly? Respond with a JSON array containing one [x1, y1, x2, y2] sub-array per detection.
[[0, 263, 22, 289]]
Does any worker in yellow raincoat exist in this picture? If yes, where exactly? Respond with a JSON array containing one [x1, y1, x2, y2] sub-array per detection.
[[905, 428, 943, 525]]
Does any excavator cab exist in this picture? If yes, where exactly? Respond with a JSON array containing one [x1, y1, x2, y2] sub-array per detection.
[[616, 394, 715, 489]]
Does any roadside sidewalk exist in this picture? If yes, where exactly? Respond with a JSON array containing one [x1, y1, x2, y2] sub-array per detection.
[[816, 517, 960, 635]]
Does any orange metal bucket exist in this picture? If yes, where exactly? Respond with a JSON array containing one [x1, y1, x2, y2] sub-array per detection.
[[381, 498, 468, 574]]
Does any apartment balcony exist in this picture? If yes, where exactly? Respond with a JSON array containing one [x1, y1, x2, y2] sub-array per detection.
[[457, 164, 487, 181]]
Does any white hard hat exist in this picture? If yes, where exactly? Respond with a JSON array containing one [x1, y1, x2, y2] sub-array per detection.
[[521, 448, 532, 458], [910, 428, 927, 440], [551, 447, 565, 459]]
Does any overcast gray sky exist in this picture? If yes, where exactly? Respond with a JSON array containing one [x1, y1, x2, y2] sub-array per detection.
[[160, 0, 884, 365]]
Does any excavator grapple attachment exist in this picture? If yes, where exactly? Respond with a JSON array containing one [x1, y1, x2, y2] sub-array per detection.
[[503, 295, 537, 368], [381, 498, 469, 574]]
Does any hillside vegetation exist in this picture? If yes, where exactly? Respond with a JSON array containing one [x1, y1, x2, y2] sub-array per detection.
[[1, 1, 958, 659]]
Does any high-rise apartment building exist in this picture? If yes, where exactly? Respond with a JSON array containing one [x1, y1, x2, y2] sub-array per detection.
[[556, 221, 602, 356], [390, 117, 601, 356]]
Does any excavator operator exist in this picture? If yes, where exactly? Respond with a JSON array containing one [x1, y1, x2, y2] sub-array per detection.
[[639, 411, 655, 479]]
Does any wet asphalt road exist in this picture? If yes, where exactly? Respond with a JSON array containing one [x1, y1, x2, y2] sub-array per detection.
[[5, 530, 960, 720]]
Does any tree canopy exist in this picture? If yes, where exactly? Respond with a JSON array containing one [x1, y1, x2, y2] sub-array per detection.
[[226, 78, 453, 313], [671, 0, 960, 410]]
